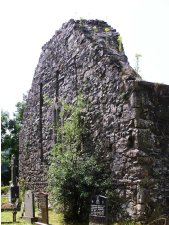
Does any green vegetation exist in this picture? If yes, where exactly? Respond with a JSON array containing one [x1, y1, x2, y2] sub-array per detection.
[[1, 94, 27, 185], [1, 196, 9, 204], [93, 25, 98, 32], [104, 27, 110, 33], [1, 185, 9, 195], [48, 95, 114, 223], [1, 196, 64, 224], [93, 25, 98, 39], [79, 17, 83, 27], [1, 210, 65, 225], [1, 94, 27, 161], [43, 93, 53, 106], [104, 27, 110, 46], [19, 178, 25, 204], [2, 209, 167, 225], [117, 35, 122, 52]]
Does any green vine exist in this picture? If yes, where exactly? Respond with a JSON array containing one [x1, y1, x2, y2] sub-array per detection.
[[117, 35, 122, 52], [43, 93, 53, 106], [93, 25, 98, 39], [104, 27, 110, 46], [19, 178, 25, 203], [79, 17, 83, 27]]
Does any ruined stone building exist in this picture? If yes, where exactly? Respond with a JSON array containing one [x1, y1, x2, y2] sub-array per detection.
[[19, 19, 169, 220]]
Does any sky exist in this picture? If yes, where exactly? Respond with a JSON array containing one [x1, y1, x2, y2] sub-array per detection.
[[0, 0, 169, 117]]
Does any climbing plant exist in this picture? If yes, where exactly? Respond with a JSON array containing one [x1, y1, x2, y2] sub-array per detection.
[[117, 35, 122, 52], [104, 27, 110, 46], [93, 25, 98, 39], [79, 17, 83, 27]]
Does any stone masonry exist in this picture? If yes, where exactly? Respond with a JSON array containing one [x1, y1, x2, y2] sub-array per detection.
[[19, 19, 169, 221]]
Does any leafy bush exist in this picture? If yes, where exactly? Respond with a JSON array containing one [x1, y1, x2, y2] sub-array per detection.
[[1, 185, 9, 195], [48, 95, 114, 222]]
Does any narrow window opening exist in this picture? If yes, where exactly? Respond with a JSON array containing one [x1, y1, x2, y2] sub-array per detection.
[[127, 135, 135, 148]]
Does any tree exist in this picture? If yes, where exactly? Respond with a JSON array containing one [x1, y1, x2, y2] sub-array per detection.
[[14, 94, 27, 125], [1, 111, 18, 161], [48, 95, 113, 222], [1, 94, 27, 184]]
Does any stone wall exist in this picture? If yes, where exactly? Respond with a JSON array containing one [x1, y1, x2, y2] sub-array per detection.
[[127, 81, 169, 219], [109, 80, 169, 220], [19, 19, 169, 221]]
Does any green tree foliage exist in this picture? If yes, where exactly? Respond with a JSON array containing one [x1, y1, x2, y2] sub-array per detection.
[[48, 95, 113, 222], [1, 111, 11, 163], [1, 111, 19, 161], [14, 94, 27, 125], [1, 94, 27, 184], [1, 94, 27, 159]]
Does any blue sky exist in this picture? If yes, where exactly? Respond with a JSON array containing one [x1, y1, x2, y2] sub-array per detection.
[[0, 0, 169, 116]]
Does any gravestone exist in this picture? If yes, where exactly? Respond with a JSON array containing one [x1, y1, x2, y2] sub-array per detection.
[[9, 155, 19, 203], [23, 190, 37, 223], [89, 195, 108, 225], [35, 192, 49, 225], [9, 186, 19, 203]]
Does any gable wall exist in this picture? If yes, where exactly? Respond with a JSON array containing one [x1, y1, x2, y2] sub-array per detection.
[[19, 20, 169, 221]]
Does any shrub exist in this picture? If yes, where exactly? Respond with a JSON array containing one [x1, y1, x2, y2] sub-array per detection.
[[1, 185, 9, 195], [48, 95, 114, 222]]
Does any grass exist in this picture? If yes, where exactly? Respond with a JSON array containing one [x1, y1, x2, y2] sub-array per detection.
[[1, 210, 65, 225], [1, 197, 150, 225], [1, 196, 8, 204], [1, 195, 65, 225], [1, 210, 89, 225], [1, 211, 30, 225]]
